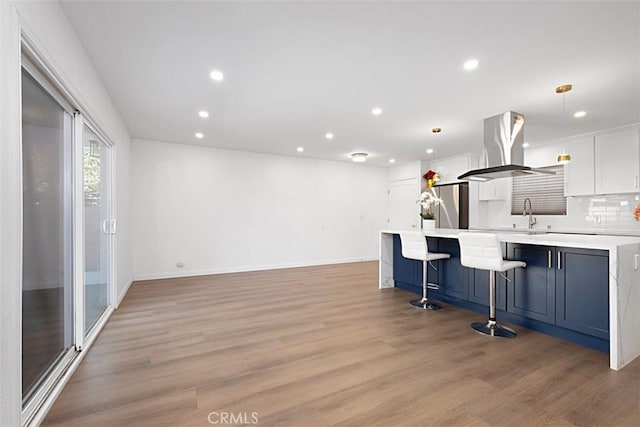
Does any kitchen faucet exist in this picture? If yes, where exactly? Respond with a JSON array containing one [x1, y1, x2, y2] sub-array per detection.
[[523, 197, 536, 229]]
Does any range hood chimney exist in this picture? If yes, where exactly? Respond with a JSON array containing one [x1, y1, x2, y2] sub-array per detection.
[[458, 111, 554, 181]]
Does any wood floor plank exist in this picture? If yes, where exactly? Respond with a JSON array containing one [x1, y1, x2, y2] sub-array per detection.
[[44, 261, 640, 426]]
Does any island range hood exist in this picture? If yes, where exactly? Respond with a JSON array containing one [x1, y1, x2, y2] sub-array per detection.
[[458, 111, 555, 181]]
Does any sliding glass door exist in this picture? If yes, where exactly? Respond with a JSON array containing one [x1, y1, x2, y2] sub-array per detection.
[[20, 50, 115, 422], [82, 125, 112, 335], [21, 68, 75, 404]]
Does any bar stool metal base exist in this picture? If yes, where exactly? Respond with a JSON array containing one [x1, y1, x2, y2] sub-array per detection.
[[471, 320, 516, 338], [410, 299, 441, 310]]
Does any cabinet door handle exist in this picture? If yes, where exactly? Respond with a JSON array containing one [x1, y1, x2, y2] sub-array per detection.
[[635, 176, 639, 189], [548, 250, 552, 269], [557, 251, 562, 270]]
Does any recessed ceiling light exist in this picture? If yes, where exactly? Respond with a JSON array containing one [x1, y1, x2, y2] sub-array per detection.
[[210, 70, 224, 82], [522, 142, 530, 148], [195, 132, 204, 139], [573, 111, 586, 118], [389, 158, 395, 163], [296, 147, 304, 152], [351, 152, 368, 162], [371, 107, 382, 116], [463, 59, 479, 70], [198, 111, 209, 118], [426, 148, 434, 154], [325, 132, 334, 140]]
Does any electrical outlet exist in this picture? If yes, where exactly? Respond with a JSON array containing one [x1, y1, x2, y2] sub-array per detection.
[[177, 258, 186, 268]]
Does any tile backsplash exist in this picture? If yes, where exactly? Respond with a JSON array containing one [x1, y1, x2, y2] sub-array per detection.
[[574, 193, 640, 231]]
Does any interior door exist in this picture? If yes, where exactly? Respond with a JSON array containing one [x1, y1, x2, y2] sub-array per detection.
[[388, 179, 419, 230]]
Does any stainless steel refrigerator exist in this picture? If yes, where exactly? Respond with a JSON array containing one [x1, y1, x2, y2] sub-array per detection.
[[434, 183, 469, 229]]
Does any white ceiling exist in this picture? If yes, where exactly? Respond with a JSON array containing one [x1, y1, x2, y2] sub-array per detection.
[[60, 1, 640, 167]]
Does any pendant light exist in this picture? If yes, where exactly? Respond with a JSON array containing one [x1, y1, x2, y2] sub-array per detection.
[[556, 84, 572, 164], [431, 127, 441, 183]]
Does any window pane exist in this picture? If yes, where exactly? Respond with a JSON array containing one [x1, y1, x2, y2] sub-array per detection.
[[83, 125, 110, 334], [511, 165, 567, 215]]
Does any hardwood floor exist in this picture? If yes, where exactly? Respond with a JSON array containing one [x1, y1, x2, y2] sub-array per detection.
[[44, 261, 639, 426]]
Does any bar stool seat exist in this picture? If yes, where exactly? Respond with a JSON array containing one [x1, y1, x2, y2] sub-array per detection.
[[399, 231, 450, 310], [458, 232, 526, 338]]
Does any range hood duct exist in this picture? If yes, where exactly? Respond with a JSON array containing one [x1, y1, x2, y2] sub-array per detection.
[[458, 111, 555, 181]]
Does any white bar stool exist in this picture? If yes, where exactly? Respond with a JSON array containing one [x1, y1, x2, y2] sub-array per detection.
[[458, 232, 526, 338], [399, 231, 451, 310]]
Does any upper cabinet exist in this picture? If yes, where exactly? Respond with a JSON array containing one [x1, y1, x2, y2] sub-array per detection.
[[429, 154, 477, 186], [564, 136, 595, 196], [594, 128, 640, 194]]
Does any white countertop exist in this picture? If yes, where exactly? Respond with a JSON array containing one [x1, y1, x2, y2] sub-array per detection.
[[381, 228, 640, 251], [473, 226, 640, 237]]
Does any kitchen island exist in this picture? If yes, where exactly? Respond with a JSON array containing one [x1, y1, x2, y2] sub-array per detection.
[[379, 229, 640, 370]]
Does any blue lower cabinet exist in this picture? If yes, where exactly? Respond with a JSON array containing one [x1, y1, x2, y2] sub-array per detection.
[[556, 247, 609, 340], [391, 234, 610, 352], [507, 244, 556, 325], [392, 234, 421, 292], [468, 268, 507, 311], [467, 243, 507, 310], [437, 238, 468, 300]]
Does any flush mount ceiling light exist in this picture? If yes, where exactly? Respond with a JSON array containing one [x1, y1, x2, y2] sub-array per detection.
[[325, 132, 334, 140], [296, 147, 304, 153], [574, 111, 586, 118], [522, 142, 530, 148], [210, 70, 224, 82], [198, 111, 209, 118], [195, 132, 204, 139], [389, 158, 396, 163], [463, 59, 479, 70], [426, 148, 434, 154], [556, 84, 573, 164], [371, 107, 382, 116], [351, 152, 368, 162]]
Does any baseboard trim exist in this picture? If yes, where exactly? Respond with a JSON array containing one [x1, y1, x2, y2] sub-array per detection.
[[116, 278, 133, 308], [132, 257, 378, 282]]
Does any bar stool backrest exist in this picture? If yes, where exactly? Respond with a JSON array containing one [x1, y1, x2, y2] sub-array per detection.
[[399, 231, 428, 261], [458, 232, 504, 271]]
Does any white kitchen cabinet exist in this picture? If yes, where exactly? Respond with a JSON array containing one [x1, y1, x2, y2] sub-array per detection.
[[429, 154, 477, 186], [594, 128, 640, 194], [564, 136, 595, 196], [478, 179, 509, 200]]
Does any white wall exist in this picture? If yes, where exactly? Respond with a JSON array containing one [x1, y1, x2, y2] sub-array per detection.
[[0, 1, 132, 424], [132, 139, 388, 280]]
